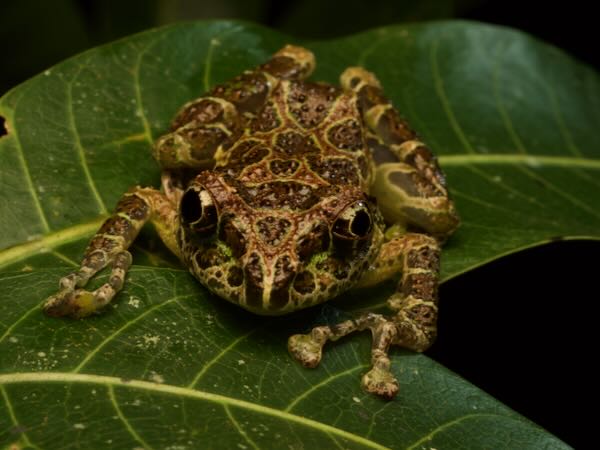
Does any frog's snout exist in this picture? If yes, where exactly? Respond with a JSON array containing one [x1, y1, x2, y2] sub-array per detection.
[[239, 252, 297, 314]]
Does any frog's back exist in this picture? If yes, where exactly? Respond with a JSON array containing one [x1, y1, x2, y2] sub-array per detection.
[[213, 79, 374, 194], [181, 78, 382, 315]]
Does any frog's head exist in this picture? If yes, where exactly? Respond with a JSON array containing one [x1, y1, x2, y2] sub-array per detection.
[[177, 172, 384, 315]]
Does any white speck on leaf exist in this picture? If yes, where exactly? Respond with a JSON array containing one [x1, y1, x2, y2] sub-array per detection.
[[37, 352, 46, 358], [142, 334, 161, 347], [128, 296, 141, 308], [8, 336, 18, 343], [73, 423, 85, 430], [149, 371, 165, 383], [352, 396, 361, 403], [238, 359, 245, 365]]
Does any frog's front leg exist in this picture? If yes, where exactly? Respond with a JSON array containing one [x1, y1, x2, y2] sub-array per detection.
[[43, 188, 178, 318], [289, 233, 439, 399]]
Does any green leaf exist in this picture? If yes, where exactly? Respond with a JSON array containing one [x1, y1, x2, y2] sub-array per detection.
[[2, 20, 597, 448]]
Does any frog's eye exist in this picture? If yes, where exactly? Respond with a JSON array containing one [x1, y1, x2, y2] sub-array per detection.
[[333, 201, 372, 239], [180, 187, 218, 233]]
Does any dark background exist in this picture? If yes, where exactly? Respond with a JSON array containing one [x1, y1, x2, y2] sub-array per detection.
[[1, 1, 598, 447]]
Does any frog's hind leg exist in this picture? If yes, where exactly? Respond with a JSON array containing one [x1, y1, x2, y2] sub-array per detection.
[[289, 313, 400, 399], [289, 67, 452, 399], [154, 45, 315, 170], [43, 188, 178, 319], [289, 233, 440, 399], [340, 67, 459, 239]]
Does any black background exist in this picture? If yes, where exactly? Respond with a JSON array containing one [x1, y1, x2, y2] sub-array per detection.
[[1, 1, 598, 447]]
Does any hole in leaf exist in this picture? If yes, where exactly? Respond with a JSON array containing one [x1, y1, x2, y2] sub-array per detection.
[[0, 116, 7, 137]]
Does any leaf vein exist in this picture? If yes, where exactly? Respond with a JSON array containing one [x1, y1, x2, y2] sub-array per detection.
[[439, 153, 600, 168], [516, 165, 600, 221], [65, 68, 108, 214], [108, 384, 155, 450], [430, 37, 475, 154], [3, 104, 51, 232], [492, 42, 527, 154], [285, 365, 367, 412], [225, 404, 260, 450], [461, 164, 552, 213], [72, 293, 195, 373], [203, 38, 220, 93], [201, 25, 245, 92], [0, 300, 44, 346], [0, 217, 105, 270], [187, 329, 255, 389], [0, 372, 391, 450], [536, 72, 582, 157], [133, 43, 156, 143], [405, 413, 507, 450], [1, 385, 42, 450]]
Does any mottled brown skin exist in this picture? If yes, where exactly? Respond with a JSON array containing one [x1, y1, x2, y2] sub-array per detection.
[[43, 46, 459, 399]]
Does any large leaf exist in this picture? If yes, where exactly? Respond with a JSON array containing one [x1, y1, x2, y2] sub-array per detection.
[[2, 20, 598, 448]]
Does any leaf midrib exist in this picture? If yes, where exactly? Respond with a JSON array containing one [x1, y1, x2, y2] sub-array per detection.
[[0, 217, 106, 269], [0, 371, 391, 450], [439, 154, 600, 167], [0, 152, 597, 270]]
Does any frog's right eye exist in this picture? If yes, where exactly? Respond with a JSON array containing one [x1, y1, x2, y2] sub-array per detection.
[[180, 187, 218, 233]]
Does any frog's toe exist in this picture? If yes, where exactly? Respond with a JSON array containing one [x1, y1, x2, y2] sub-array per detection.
[[43, 289, 98, 319], [288, 334, 323, 368], [361, 365, 399, 400]]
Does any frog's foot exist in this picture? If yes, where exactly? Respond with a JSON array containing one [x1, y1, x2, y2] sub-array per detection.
[[289, 315, 401, 399], [361, 355, 399, 400], [43, 250, 132, 319], [44, 289, 98, 319], [361, 317, 400, 399], [288, 326, 329, 368]]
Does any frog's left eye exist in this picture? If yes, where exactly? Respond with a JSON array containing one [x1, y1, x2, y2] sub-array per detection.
[[333, 201, 372, 239], [180, 187, 218, 233]]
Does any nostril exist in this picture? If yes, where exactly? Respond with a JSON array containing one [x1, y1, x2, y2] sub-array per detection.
[[0, 116, 7, 137]]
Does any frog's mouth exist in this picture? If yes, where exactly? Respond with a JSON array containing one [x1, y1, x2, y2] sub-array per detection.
[[231, 227, 380, 316]]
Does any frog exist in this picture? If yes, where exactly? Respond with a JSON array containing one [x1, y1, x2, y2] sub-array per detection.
[[43, 45, 459, 399]]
